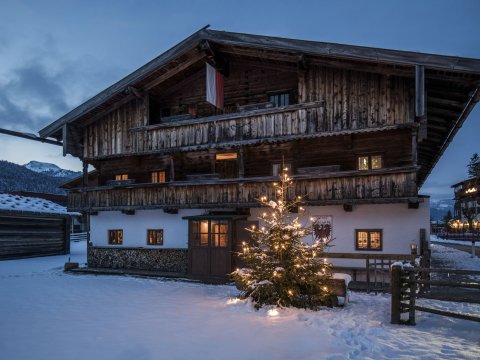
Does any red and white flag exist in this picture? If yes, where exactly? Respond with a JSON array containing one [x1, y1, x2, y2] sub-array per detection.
[[206, 63, 224, 109]]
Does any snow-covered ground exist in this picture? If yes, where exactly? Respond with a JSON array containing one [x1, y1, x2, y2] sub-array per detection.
[[431, 234, 480, 247], [0, 242, 479, 360]]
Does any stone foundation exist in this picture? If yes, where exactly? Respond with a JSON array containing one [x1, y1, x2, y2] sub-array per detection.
[[87, 246, 188, 274]]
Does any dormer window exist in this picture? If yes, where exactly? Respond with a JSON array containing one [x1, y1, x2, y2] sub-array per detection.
[[357, 155, 382, 171], [151, 171, 166, 183], [115, 174, 128, 181]]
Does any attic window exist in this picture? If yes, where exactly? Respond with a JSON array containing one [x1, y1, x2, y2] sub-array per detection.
[[269, 92, 290, 107], [115, 174, 128, 181], [216, 153, 238, 161]]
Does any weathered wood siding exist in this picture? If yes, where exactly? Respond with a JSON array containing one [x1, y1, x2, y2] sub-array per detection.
[[299, 65, 412, 129], [83, 65, 413, 160], [0, 213, 70, 259], [68, 171, 417, 211]]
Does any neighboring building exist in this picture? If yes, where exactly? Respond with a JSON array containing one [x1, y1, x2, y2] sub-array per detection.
[[8, 191, 67, 206], [0, 194, 73, 259], [451, 176, 480, 234], [39, 29, 480, 280]]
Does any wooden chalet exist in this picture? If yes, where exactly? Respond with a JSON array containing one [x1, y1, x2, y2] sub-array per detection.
[[39, 28, 480, 280], [451, 175, 480, 227]]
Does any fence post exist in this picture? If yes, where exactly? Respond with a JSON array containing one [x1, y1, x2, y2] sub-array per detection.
[[391, 264, 402, 324], [408, 270, 416, 325], [366, 257, 370, 293]]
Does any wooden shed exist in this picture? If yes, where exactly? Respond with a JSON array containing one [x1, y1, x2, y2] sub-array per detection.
[[0, 194, 72, 260]]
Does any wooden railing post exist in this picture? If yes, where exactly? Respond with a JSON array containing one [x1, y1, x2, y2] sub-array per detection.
[[391, 264, 402, 324], [408, 270, 416, 325]]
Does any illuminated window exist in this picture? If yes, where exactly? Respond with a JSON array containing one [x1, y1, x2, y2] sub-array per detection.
[[357, 155, 383, 170], [147, 229, 164, 245], [191, 220, 229, 247], [108, 230, 123, 245], [151, 171, 166, 183], [211, 220, 229, 247], [192, 220, 210, 246], [355, 230, 382, 251], [216, 153, 238, 161], [115, 174, 128, 181]]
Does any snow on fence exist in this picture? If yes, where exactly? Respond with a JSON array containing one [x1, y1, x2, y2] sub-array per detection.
[[391, 265, 480, 325], [70, 232, 88, 242]]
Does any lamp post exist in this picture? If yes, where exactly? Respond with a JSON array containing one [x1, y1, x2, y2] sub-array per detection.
[[410, 242, 418, 266]]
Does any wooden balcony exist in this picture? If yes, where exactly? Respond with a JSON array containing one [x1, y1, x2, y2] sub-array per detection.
[[84, 101, 413, 159], [68, 167, 418, 211]]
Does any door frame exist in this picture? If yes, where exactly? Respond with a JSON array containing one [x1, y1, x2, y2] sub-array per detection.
[[184, 214, 247, 281]]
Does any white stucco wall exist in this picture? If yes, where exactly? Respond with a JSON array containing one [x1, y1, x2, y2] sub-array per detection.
[[249, 199, 430, 267], [89, 209, 205, 249], [89, 199, 429, 268]]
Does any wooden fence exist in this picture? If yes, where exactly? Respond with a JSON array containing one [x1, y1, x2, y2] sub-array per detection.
[[327, 253, 415, 292], [70, 232, 88, 242], [391, 266, 480, 325]]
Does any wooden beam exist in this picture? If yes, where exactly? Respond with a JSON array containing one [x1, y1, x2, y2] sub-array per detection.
[[144, 52, 206, 91], [82, 161, 88, 188], [62, 124, 68, 157], [415, 65, 425, 119], [0, 127, 62, 146], [169, 155, 175, 181], [238, 147, 245, 178]]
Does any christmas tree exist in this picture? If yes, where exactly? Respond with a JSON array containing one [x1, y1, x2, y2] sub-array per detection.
[[232, 166, 333, 309]]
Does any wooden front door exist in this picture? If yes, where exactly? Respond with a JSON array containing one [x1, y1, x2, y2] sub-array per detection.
[[189, 219, 231, 279]]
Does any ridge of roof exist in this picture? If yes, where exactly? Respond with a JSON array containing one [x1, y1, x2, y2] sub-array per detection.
[[39, 28, 480, 139]]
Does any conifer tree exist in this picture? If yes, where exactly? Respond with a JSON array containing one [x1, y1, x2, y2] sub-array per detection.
[[232, 167, 333, 309]]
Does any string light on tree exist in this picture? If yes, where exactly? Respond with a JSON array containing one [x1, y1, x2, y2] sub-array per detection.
[[232, 166, 333, 310]]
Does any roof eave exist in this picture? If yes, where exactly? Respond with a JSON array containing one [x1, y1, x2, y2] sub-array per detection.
[[39, 27, 209, 138]]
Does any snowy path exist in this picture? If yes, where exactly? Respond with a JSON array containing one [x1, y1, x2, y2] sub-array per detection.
[[0, 242, 479, 360]]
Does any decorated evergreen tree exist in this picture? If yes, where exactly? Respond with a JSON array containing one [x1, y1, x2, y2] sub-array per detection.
[[232, 166, 333, 309]]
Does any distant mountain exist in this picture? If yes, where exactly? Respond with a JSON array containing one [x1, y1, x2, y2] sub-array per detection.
[[0, 160, 80, 195], [24, 161, 81, 178], [430, 198, 454, 221]]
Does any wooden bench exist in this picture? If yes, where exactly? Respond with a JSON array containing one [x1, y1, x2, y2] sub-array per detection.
[[325, 278, 349, 307]]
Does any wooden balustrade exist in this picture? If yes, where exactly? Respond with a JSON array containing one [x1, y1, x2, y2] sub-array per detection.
[[84, 101, 413, 159], [68, 169, 417, 211]]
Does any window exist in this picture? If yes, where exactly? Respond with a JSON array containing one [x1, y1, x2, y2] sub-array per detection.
[[355, 230, 382, 251], [151, 171, 166, 183], [115, 174, 128, 181], [272, 163, 291, 176], [108, 230, 123, 245], [357, 155, 382, 171], [192, 220, 210, 246], [269, 92, 290, 107], [147, 229, 164, 245], [211, 220, 228, 247], [191, 220, 229, 247], [216, 153, 237, 161]]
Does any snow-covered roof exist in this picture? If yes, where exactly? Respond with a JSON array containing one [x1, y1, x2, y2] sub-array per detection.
[[0, 193, 76, 216]]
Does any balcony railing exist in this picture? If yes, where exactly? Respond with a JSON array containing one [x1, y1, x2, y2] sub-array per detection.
[[68, 167, 418, 211], [84, 101, 412, 159]]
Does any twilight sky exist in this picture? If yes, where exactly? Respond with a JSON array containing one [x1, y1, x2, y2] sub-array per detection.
[[0, 0, 479, 201]]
